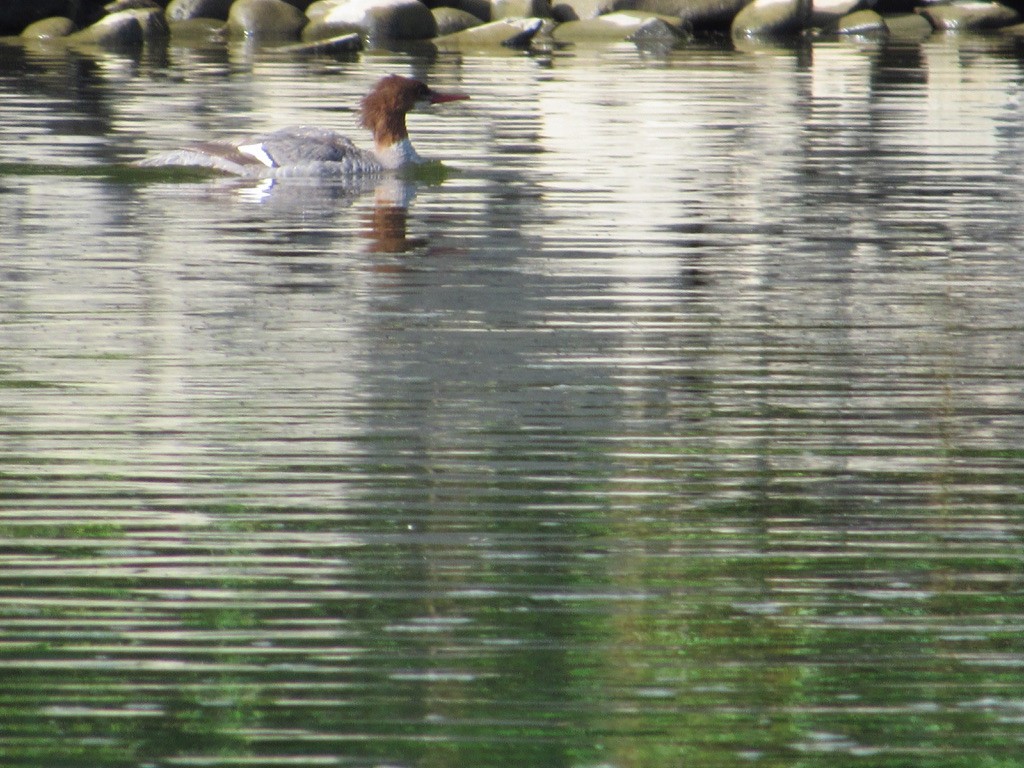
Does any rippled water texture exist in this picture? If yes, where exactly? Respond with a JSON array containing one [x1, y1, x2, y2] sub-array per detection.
[[3, 32, 1024, 768]]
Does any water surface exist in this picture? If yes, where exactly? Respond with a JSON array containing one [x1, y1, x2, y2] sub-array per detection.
[[2, 32, 1024, 768]]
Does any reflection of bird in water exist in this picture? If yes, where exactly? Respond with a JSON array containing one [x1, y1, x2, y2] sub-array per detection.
[[362, 180, 427, 254], [217, 176, 425, 255], [137, 75, 469, 178]]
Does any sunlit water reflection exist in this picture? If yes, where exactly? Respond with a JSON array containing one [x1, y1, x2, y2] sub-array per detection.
[[2, 32, 1024, 768]]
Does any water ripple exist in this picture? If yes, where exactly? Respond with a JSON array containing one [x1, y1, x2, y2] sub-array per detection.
[[3, 33, 1024, 768]]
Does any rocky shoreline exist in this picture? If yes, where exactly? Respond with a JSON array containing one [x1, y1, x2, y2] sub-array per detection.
[[3, 0, 1024, 53]]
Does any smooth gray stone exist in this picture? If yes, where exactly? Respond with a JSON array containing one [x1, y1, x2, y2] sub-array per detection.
[[918, 1, 1019, 30], [731, 0, 812, 37], [638, 0, 747, 30], [165, 0, 235, 21], [302, 0, 438, 42], [836, 8, 887, 33], [68, 7, 168, 46], [20, 16, 77, 38], [228, 0, 307, 38], [551, 10, 686, 41], [1, 1, 78, 35], [492, 0, 552, 19], [433, 15, 542, 45], [284, 30, 364, 50], [432, 6, 485, 34]]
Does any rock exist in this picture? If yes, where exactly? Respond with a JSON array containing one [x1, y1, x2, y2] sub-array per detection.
[[439, 0, 493, 20], [169, 17, 228, 41], [918, 1, 1019, 30], [68, 7, 169, 46], [432, 6, 485, 34], [105, 0, 160, 11], [0, 0, 78, 35], [551, 9, 686, 41], [165, 0, 235, 21], [304, 0, 336, 21], [20, 16, 78, 38], [811, 0, 868, 26], [130, 6, 172, 37], [228, 0, 307, 38], [432, 15, 543, 44], [302, 15, 360, 38], [637, 0, 747, 30], [836, 7, 886, 32], [883, 10, 932, 38], [630, 11, 689, 40], [283, 30, 364, 50], [551, 0, 742, 29], [550, 0, 629, 21], [873, 0, 924, 12], [302, 0, 437, 43], [731, 0, 812, 37], [492, 0, 552, 18]]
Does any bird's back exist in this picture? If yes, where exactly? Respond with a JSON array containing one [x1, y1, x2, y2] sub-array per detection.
[[139, 126, 386, 178]]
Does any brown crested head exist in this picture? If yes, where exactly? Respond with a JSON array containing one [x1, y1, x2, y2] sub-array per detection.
[[359, 75, 468, 150]]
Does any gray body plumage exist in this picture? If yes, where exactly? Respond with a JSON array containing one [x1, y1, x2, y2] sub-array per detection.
[[137, 126, 391, 179]]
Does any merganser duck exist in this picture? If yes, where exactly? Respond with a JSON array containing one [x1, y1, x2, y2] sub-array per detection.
[[137, 75, 469, 178]]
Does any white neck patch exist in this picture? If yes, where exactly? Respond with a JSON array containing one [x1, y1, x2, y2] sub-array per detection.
[[375, 138, 422, 170]]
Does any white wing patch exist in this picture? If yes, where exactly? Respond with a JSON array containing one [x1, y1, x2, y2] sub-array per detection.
[[237, 142, 276, 168]]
